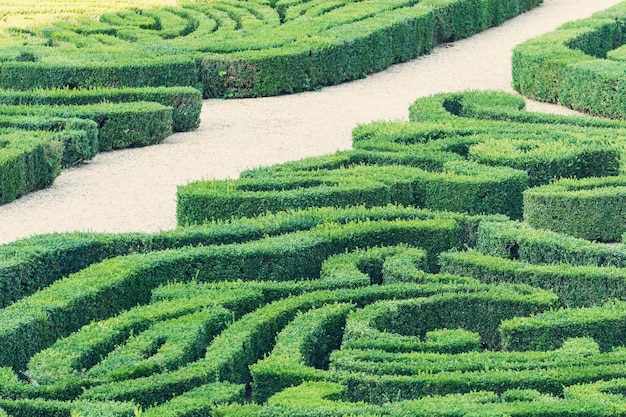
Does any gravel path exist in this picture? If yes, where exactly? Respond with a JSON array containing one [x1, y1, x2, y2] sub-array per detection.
[[0, 0, 622, 245]]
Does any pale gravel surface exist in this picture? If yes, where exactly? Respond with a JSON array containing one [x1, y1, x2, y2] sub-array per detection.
[[0, 0, 623, 245]]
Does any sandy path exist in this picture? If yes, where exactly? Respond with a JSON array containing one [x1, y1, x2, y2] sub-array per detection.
[[0, 0, 622, 245]]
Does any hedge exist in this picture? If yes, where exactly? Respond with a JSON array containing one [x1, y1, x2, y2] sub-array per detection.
[[0, 130, 63, 204], [474, 220, 626, 267], [0, 86, 202, 132], [79, 282, 552, 408], [512, 2, 626, 119], [0, 0, 542, 97], [0, 116, 98, 166], [0, 217, 459, 371], [500, 300, 626, 352], [0, 101, 173, 151], [523, 176, 626, 242], [177, 161, 527, 224], [250, 302, 355, 403], [439, 250, 626, 308], [0, 205, 503, 311]]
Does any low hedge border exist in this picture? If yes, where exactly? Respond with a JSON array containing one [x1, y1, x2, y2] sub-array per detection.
[[475, 220, 626, 267], [0, 1, 541, 97], [177, 161, 527, 225], [0, 116, 98, 166], [500, 300, 626, 352], [0, 217, 459, 371], [0, 205, 502, 311], [0, 130, 63, 204]]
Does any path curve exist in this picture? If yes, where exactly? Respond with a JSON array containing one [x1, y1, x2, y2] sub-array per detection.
[[0, 0, 622, 245]]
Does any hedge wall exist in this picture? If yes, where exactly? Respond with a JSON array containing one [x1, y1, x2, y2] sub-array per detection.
[[513, 2, 626, 119]]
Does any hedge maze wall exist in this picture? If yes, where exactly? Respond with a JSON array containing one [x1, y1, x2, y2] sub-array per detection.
[[2, 89, 626, 416]]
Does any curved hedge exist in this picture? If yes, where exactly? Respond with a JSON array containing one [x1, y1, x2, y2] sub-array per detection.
[[6, 88, 626, 416], [0, 0, 542, 97], [512, 2, 626, 118], [523, 176, 626, 242]]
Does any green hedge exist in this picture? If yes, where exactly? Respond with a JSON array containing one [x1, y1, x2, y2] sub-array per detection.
[[0, 398, 135, 417], [0, 116, 98, 166], [0, 205, 502, 311], [0, 217, 459, 371], [475, 220, 626, 267], [142, 382, 246, 417], [334, 340, 626, 401], [523, 176, 626, 242], [439, 250, 626, 308], [0, 130, 63, 204], [512, 2, 626, 119], [177, 161, 527, 224], [250, 302, 355, 403], [0, 86, 202, 132], [0, 101, 173, 151], [0, 0, 541, 97], [500, 300, 626, 352]]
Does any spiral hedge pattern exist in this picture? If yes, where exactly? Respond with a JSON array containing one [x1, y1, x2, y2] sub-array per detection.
[[0, 0, 541, 97], [1, 91, 626, 416]]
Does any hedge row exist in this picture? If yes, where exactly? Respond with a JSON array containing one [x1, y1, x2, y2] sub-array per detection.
[[250, 302, 354, 403], [0, 0, 542, 97], [0, 85, 202, 204], [0, 86, 202, 132], [523, 176, 626, 242], [475, 220, 626, 267], [335, 342, 626, 402], [0, 115, 98, 167], [439, 250, 626, 308], [0, 217, 460, 371], [177, 161, 528, 224], [252, 379, 626, 417], [0, 130, 63, 204], [512, 2, 626, 118], [500, 300, 626, 352], [0, 101, 173, 151], [0, 204, 502, 310]]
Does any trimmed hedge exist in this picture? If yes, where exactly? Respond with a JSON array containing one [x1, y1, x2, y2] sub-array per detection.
[[512, 2, 626, 119], [0, 116, 98, 166], [0, 130, 63, 204], [523, 176, 626, 242], [177, 161, 527, 224], [0, 217, 460, 371], [500, 300, 626, 352], [0, 86, 202, 132], [475, 220, 626, 267], [0, 205, 503, 311], [250, 302, 355, 403], [0, 0, 542, 97], [439, 250, 626, 308], [0, 101, 173, 151]]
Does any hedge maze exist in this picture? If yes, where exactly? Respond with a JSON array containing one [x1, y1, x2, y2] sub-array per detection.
[[0, 0, 541, 204], [1, 88, 626, 416], [4, 0, 626, 415]]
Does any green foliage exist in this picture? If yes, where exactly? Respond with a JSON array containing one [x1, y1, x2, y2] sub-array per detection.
[[523, 176, 626, 242], [513, 2, 626, 119]]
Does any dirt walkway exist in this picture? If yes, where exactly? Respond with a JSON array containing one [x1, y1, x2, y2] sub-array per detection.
[[0, 0, 622, 244]]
